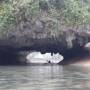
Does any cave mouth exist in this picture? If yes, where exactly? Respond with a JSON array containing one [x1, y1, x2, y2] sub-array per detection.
[[0, 46, 89, 65], [0, 51, 20, 65]]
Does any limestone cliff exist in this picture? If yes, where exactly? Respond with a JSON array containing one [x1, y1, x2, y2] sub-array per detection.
[[0, 0, 90, 65]]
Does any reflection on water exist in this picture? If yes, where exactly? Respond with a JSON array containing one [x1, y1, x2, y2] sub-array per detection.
[[0, 65, 90, 90]]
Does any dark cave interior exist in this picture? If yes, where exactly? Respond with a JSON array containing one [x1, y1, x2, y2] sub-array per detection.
[[0, 45, 89, 65]]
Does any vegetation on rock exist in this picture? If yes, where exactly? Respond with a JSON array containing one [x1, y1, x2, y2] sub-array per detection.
[[0, 0, 90, 39], [0, 0, 90, 65], [0, 0, 90, 31]]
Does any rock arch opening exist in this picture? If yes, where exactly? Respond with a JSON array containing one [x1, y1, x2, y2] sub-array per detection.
[[26, 52, 64, 64], [0, 45, 89, 65]]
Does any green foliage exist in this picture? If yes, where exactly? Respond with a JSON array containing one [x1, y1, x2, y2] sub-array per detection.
[[0, 0, 14, 34], [48, 0, 90, 26], [39, 0, 49, 11], [63, 0, 90, 25], [0, 0, 90, 35]]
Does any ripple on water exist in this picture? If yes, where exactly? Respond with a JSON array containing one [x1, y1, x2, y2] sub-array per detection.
[[0, 66, 90, 90]]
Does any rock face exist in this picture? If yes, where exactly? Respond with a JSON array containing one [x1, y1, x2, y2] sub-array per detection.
[[0, 24, 90, 65], [1, 18, 90, 52], [0, 17, 90, 65], [0, 0, 90, 65], [1, 0, 90, 54], [1, 22, 90, 53]]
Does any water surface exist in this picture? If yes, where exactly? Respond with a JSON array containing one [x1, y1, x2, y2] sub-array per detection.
[[0, 65, 90, 90]]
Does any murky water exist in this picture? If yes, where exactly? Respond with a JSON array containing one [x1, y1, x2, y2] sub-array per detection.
[[0, 65, 90, 90]]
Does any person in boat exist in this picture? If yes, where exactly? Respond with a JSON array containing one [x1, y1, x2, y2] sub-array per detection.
[[47, 60, 51, 64]]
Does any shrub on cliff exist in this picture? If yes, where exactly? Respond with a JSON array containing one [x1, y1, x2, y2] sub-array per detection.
[[0, 0, 14, 37], [0, 0, 90, 37]]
